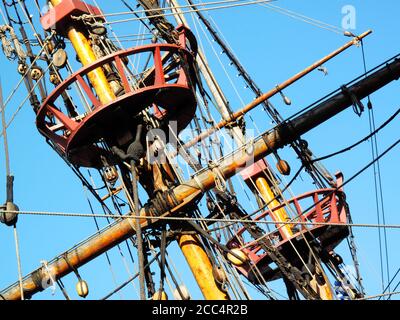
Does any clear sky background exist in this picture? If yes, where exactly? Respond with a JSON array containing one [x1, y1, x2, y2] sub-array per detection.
[[0, 0, 399, 300]]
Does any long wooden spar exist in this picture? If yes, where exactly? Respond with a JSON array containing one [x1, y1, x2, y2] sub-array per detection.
[[1, 55, 400, 300], [181, 30, 372, 151]]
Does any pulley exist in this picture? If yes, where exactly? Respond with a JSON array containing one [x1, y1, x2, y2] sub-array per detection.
[[44, 41, 54, 55], [330, 252, 344, 265], [173, 285, 191, 300], [276, 85, 292, 106], [49, 73, 60, 85], [90, 22, 107, 36], [213, 266, 229, 293], [315, 272, 326, 286], [52, 49, 68, 69], [17, 63, 27, 75], [152, 290, 168, 300], [227, 248, 248, 266], [276, 159, 291, 176], [103, 166, 118, 185], [282, 95, 292, 106], [30, 67, 43, 81], [0, 202, 19, 226], [76, 279, 89, 298], [344, 30, 356, 37], [62, 254, 88, 298], [212, 266, 227, 285]]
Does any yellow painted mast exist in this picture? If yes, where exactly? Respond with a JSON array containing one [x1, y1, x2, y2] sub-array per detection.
[[3, 53, 400, 299], [255, 175, 334, 300], [49, 0, 228, 300], [178, 234, 229, 300], [50, 0, 115, 104], [255, 176, 293, 240], [48, 0, 331, 300]]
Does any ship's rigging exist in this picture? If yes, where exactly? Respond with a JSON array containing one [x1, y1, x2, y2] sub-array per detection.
[[0, 0, 399, 300]]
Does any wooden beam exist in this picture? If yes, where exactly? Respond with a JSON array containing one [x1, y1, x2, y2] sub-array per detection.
[[181, 30, 372, 151], [1, 55, 399, 300]]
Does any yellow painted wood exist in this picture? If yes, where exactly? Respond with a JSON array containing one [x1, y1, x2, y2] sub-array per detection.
[[309, 265, 334, 300], [255, 176, 293, 240], [50, 0, 115, 104], [178, 234, 229, 300]]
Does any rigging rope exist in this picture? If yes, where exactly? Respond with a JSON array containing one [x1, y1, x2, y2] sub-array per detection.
[[94, 0, 277, 18], [82, 184, 126, 299], [2, 129, 399, 228], [183, 2, 347, 189], [0, 60, 53, 138], [13, 225, 24, 300], [2, 77, 24, 300], [1, 134, 399, 300], [130, 160, 146, 300], [40, 260, 56, 295], [98, 0, 276, 25], [0, 78, 10, 177], [4, 210, 400, 230], [311, 107, 400, 162], [357, 291, 400, 300], [56, 279, 71, 300], [360, 40, 391, 293], [243, 136, 400, 249], [284, 53, 400, 123], [101, 251, 161, 300], [380, 266, 400, 300], [259, 3, 345, 35], [387, 280, 400, 300], [2, 0, 398, 301]]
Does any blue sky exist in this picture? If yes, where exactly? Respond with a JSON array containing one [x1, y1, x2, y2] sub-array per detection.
[[0, 0, 399, 300]]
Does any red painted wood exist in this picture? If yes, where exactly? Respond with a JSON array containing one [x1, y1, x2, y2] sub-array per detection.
[[76, 74, 101, 108], [114, 56, 132, 93], [36, 42, 196, 165]]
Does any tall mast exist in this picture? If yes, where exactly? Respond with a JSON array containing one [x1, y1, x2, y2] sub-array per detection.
[[0, 0, 395, 301], [136, 0, 231, 299], [2, 55, 399, 300], [48, 0, 115, 103], [165, 0, 332, 299]]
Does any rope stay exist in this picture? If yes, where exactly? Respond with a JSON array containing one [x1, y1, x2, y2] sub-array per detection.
[[80, 0, 278, 24], [259, 2, 346, 35], [0, 0, 399, 301], [360, 40, 391, 293]]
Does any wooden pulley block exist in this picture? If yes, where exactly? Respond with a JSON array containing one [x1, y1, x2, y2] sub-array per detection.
[[76, 279, 89, 298], [227, 248, 248, 266], [91, 23, 107, 36], [31, 67, 43, 81], [276, 159, 291, 176], [49, 73, 60, 85], [213, 266, 227, 285], [152, 291, 168, 300], [17, 63, 27, 75], [0, 202, 19, 226], [53, 48, 68, 69], [173, 285, 191, 300]]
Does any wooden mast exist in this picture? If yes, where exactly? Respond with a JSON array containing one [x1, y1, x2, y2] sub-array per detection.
[[2, 55, 399, 300], [166, 3, 368, 300], [49, 0, 115, 104], [167, 0, 298, 299], [133, 0, 232, 299]]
